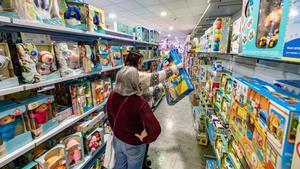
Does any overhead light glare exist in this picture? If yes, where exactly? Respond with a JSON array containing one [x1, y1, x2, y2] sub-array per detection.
[[160, 11, 167, 16], [169, 26, 174, 30], [168, 34, 171, 37], [109, 13, 116, 19]]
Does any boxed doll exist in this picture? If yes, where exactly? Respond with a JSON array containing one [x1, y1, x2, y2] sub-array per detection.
[[74, 111, 105, 134], [0, 102, 33, 156], [159, 49, 194, 105], [35, 144, 68, 169], [20, 94, 58, 137], [69, 81, 93, 115], [231, 17, 242, 54], [91, 80, 105, 107], [98, 40, 112, 68], [114, 21, 134, 35], [110, 46, 122, 67], [87, 5, 106, 32], [92, 40, 102, 71], [84, 128, 104, 154], [0, 0, 37, 21], [103, 78, 111, 100], [79, 43, 94, 73], [61, 132, 85, 167], [135, 26, 149, 42], [0, 43, 19, 89], [54, 42, 82, 77], [33, 0, 64, 25], [62, 0, 88, 31]]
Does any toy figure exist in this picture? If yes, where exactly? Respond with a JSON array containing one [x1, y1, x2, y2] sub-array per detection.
[[66, 139, 82, 165], [37, 51, 56, 75], [0, 115, 17, 142], [31, 103, 49, 128], [16, 43, 42, 83], [89, 131, 101, 152]]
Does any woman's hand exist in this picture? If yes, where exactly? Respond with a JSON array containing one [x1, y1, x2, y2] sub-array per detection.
[[135, 129, 148, 142]]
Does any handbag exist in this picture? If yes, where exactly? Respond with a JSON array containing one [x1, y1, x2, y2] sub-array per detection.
[[103, 97, 129, 169]]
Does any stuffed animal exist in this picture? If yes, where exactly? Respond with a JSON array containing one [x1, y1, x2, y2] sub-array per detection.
[[66, 139, 82, 165], [65, 5, 81, 26], [16, 43, 42, 83], [37, 51, 56, 75]]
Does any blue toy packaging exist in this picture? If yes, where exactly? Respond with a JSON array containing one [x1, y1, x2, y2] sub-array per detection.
[[274, 79, 300, 97], [241, 0, 300, 62], [206, 160, 220, 169], [110, 46, 123, 67], [62, 0, 88, 31], [159, 49, 194, 105], [0, 101, 33, 157], [135, 26, 149, 42]]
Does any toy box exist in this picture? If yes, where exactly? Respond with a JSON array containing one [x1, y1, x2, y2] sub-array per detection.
[[79, 44, 94, 73], [92, 40, 102, 71], [211, 17, 231, 53], [91, 80, 105, 107], [0, 43, 19, 89], [159, 49, 194, 105], [206, 160, 220, 169], [196, 133, 208, 146], [114, 21, 134, 35], [54, 42, 82, 77], [87, 5, 106, 32], [231, 17, 242, 54], [135, 26, 149, 42], [35, 144, 68, 169], [110, 46, 122, 67], [62, 0, 88, 31], [0, 102, 32, 156], [98, 40, 112, 68], [33, 0, 64, 25], [69, 81, 93, 115], [149, 29, 155, 43], [154, 30, 159, 43], [61, 132, 85, 167], [103, 78, 112, 100], [84, 128, 104, 155], [0, 0, 37, 20], [274, 79, 300, 97], [20, 94, 58, 137], [241, 0, 300, 62], [292, 116, 300, 168], [74, 111, 105, 134], [55, 105, 72, 122]]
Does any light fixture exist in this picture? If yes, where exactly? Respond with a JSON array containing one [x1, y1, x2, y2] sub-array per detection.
[[109, 13, 116, 19], [160, 11, 167, 16], [290, 9, 298, 17], [167, 34, 171, 37], [158, 31, 161, 34], [169, 26, 173, 30]]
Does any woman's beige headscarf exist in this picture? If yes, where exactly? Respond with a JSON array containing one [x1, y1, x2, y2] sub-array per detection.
[[114, 66, 141, 96]]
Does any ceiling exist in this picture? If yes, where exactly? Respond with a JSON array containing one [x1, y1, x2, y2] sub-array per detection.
[[86, 0, 208, 43]]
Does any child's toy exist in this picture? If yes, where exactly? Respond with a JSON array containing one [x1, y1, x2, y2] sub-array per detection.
[[91, 40, 102, 71], [149, 29, 155, 43], [0, 0, 37, 20], [20, 94, 58, 137], [35, 144, 68, 169], [54, 42, 82, 77], [33, 0, 63, 25], [231, 17, 242, 54], [110, 46, 122, 67], [135, 26, 149, 42], [16, 43, 42, 83], [274, 79, 300, 97], [206, 160, 220, 169], [160, 49, 194, 105], [61, 132, 84, 167], [84, 128, 104, 154], [62, 0, 88, 31], [80, 44, 94, 73], [103, 78, 111, 100], [114, 21, 134, 35], [91, 80, 104, 106], [292, 116, 300, 168], [241, 0, 300, 62], [212, 17, 231, 53], [0, 43, 19, 89], [55, 105, 72, 122], [73, 111, 104, 134], [196, 133, 208, 146], [0, 102, 32, 156], [69, 82, 93, 115], [87, 5, 105, 32], [97, 40, 111, 68]]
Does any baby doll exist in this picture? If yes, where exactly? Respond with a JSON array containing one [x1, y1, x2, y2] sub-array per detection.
[[31, 103, 49, 128], [0, 52, 9, 81], [89, 131, 100, 152], [16, 43, 42, 83], [37, 51, 56, 75], [66, 139, 82, 165], [54, 43, 77, 77], [103, 82, 111, 99], [0, 115, 17, 142]]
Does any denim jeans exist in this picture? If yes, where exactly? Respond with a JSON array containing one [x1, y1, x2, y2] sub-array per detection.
[[113, 136, 146, 169]]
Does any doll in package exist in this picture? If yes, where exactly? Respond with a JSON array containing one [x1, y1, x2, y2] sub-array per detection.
[[61, 133, 84, 167], [91, 80, 104, 106], [54, 42, 82, 77], [159, 49, 194, 105], [110, 46, 122, 67], [103, 78, 111, 100], [79, 44, 94, 73]]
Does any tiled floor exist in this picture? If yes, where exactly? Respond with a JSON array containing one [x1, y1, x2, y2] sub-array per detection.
[[148, 97, 214, 169]]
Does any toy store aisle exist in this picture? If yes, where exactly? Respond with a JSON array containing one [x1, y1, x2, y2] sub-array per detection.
[[149, 97, 214, 169]]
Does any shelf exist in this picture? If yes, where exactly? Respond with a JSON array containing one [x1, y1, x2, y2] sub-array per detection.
[[0, 103, 106, 168], [0, 66, 123, 96], [143, 57, 161, 63]]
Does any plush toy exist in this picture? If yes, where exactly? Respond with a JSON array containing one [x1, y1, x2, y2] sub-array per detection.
[[66, 139, 82, 165], [65, 5, 82, 26], [31, 103, 49, 127], [16, 43, 42, 83], [37, 51, 56, 75], [0, 115, 17, 142], [33, 0, 61, 21]]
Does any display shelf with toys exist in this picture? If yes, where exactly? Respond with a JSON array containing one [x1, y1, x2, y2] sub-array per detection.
[[143, 57, 161, 64]]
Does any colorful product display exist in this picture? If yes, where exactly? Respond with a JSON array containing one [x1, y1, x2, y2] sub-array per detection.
[[211, 17, 231, 53], [69, 81, 93, 115], [63, 0, 88, 31], [114, 21, 134, 35], [35, 144, 68, 169], [80, 44, 94, 73], [135, 26, 149, 42], [274, 79, 300, 97], [87, 5, 106, 32], [231, 17, 242, 54], [110, 46, 122, 67], [91, 80, 105, 106]]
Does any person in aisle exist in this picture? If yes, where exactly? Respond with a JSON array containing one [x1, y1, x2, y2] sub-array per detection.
[[107, 66, 161, 169], [124, 51, 183, 103]]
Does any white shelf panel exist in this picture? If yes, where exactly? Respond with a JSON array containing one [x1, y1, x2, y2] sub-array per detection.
[[0, 85, 24, 97], [0, 103, 105, 167], [0, 16, 11, 24], [143, 57, 161, 63]]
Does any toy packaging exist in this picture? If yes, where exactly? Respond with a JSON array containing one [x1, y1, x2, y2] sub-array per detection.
[[149, 29, 155, 43], [0, 0, 37, 21], [62, 0, 88, 31], [0, 102, 33, 156], [103, 78, 111, 100], [0, 43, 19, 89], [79, 44, 94, 73], [160, 49, 194, 105], [292, 116, 300, 168], [211, 17, 231, 53], [55, 105, 72, 122], [20, 94, 58, 137], [74, 110, 104, 134], [87, 5, 106, 32], [84, 128, 104, 154], [110, 46, 122, 67], [33, 0, 64, 25], [114, 21, 134, 35], [274, 79, 300, 97], [231, 17, 242, 54], [69, 81, 93, 115], [98, 40, 112, 68], [35, 144, 68, 169], [206, 160, 220, 169], [61, 132, 85, 167], [92, 40, 102, 71], [241, 0, 300, 62], [54, 42, 82, 77], [135, 26, 149, 42], [91, 80, 105, 107]]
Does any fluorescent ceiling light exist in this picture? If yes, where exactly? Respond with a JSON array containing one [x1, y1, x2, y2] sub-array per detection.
[[109, 13, 116, 19], [169, 26, 173, 30], [160, 11, 167, 16], [168, 34, 171, 37], [290, 9, 298, 17], [158, 31, 161, 34]]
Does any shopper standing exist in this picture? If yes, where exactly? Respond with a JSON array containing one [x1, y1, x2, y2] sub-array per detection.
[[107, 66, 161, 169]]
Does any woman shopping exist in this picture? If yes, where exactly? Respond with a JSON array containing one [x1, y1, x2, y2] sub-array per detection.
[[107, 66, 161, 169]]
